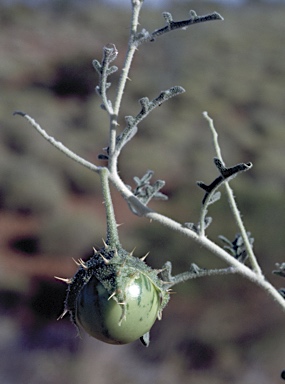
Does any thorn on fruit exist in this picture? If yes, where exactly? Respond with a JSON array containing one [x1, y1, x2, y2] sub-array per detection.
[[140, 252, 149, 261], [72, 258, 81, 266], [78, 258, 88, 269], [102, 238, 109, 249], [157, 310, 162, 320], [57, 309, 68, 320], [108, 291, 117, 300], [54, 276, 72, 284], [99, 252, 110, 264]]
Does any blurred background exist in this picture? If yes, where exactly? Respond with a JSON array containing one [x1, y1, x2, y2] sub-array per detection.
[[1, 0, 285, 383]]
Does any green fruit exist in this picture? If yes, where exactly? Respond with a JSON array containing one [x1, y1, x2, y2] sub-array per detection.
[[57, 243, 170, 346], [76, 273, 160, 344]]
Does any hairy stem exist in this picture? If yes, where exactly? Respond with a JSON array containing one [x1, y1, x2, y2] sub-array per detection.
[[146, 211, 285, 311], [13, 112, 99, 173], [100, 167, 121, 248], [203, 111, 263, 276], [108, 1, 143, 172]]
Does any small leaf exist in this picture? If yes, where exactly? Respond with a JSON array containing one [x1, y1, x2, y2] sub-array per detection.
[[162, 12, 173, 24], [135, 28, 151, 44], [92, 59, 102, 74], [125, 115, 136, 127], [103, 44, 118, 64], [204, 216, 212, 229], [140, 170, 154, 184], [273, 263, 285, 278], [184, 222, 198, 232], [139, 97, 150, 113], [95, 85, 102, 96], [107, 65, 118, 76], [219, 233, 254, 263], [189, 10, 198, 19], [154, 192, 168, 201], [208, 191, 221, 205]]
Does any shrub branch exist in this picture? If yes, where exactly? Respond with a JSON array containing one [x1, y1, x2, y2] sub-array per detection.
[[14, 2, 285, 319]]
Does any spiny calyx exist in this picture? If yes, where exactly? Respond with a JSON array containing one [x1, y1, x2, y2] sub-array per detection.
[[57, 243, 170, 346]]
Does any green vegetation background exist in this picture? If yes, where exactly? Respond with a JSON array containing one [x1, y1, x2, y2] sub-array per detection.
[[0, 1, 285, 383]]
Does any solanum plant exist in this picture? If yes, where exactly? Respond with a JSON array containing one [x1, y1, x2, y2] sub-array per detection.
[[14, 0, 285, 356]]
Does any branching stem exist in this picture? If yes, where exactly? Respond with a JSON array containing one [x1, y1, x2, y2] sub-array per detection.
[[13, 105, 285, 313], [14, 2, 285, 321]]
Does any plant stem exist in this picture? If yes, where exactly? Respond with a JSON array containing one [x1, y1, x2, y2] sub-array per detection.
[[146, 211, 285, 312], [108, 0, 142, 173], [13, 112, 99, 173], [203, 111, 263, 276], [100, 167, 121, 248]]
